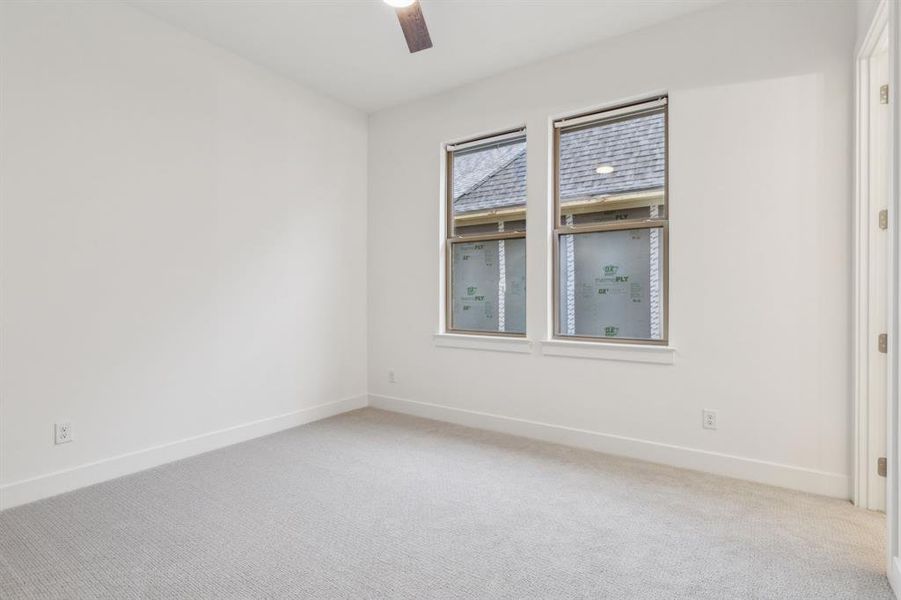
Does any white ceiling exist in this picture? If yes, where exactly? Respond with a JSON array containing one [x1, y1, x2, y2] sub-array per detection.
[[129, 0, 721, 113]]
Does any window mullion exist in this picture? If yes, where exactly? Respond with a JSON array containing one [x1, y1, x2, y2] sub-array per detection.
[[553, 219, 667, 236], [449, 231, 526, 243]]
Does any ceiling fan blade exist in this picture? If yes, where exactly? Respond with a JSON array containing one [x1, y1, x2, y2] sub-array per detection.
[[395, 1, 432, 53]]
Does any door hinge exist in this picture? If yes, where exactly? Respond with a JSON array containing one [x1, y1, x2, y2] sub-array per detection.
[[878, 333, 888, 354], [881, 84, 890, 105], [879, 209, 888, 230], [878, 457, 887, 478]]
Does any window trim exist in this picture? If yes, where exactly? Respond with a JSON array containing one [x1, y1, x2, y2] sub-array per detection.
[[540, 338, 675, 364], [551, 96, 669, 345], [444, 128, 527, 337], [434, 333, 533, 354]]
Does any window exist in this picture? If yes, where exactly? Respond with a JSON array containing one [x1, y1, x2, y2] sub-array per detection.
[[445, 129, 526, 335], [553, 97, 668, 343]]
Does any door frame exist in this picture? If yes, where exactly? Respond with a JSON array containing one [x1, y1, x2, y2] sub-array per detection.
[[854, 0, 891, 512], [855, 0, 899, 591], [888, 0, 901, 590]]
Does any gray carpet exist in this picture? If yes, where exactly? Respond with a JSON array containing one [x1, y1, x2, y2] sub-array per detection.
[[0, 408, 893, 599]]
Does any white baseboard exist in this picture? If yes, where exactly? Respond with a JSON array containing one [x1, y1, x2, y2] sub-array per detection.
[[0, 395, 367, 511], [369, 394, 850, 500], [3, 392, 851, 510], [890, 556, 901, 598]]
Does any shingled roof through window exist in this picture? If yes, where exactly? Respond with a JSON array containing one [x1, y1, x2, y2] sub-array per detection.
[[453, 112, 664, 215]]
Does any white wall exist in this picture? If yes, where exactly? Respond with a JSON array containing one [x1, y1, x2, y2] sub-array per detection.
[[367, 1, 857, 498], [0, 1, 368, 508]]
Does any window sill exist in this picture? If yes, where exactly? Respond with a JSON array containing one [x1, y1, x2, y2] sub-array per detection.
[[539, 339, 675, 364], [433, 333, 533, 354]]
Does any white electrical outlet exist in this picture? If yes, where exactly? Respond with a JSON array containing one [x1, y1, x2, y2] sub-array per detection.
[[54, 422, 73, 445], [702, 410, 717, 430], [388, 369, 396, 384]]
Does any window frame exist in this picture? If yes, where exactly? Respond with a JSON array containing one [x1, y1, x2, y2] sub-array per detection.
[[551, 96, 669, 345], [444, 127, 527, 338]]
